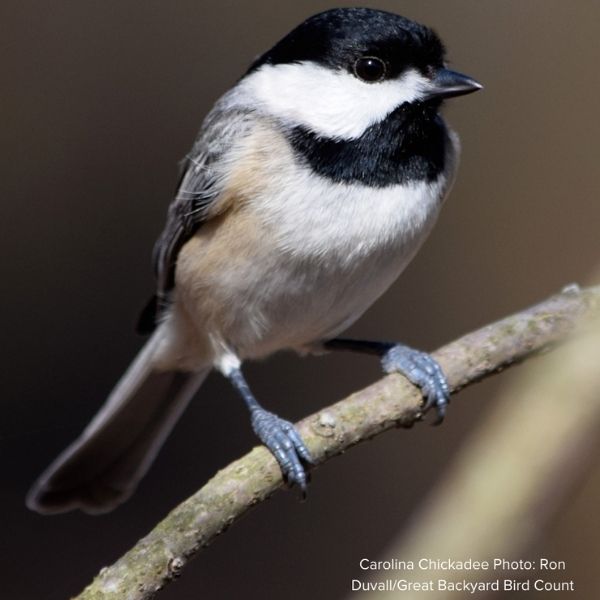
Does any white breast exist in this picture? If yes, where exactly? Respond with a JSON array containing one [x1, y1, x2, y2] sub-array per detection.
[[234, 149, 454, 354], [171, 122, 459, 363], [256, 169, 447, 266]]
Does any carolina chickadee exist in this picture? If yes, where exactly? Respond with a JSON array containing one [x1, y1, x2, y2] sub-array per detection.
[[28, 8, 481, 514]]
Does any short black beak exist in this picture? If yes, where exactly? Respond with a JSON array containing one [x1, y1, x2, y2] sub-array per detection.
[[424, 68, 483, 100]]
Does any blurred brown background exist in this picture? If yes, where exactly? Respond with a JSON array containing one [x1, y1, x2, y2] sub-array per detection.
[[2, 1, 599, 598]]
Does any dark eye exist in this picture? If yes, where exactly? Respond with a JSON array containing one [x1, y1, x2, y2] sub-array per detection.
[[353, 56, 387, 82]]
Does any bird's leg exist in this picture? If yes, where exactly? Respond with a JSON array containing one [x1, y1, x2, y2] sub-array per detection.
[[226, 366, 313, 492], [323, 338, 450, 424]]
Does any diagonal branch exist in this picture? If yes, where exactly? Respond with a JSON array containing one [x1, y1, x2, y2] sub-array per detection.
[[73, 285, 599, 600]]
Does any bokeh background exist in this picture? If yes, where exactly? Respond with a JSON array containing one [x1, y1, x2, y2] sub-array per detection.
[[3, 1, 599, 598]]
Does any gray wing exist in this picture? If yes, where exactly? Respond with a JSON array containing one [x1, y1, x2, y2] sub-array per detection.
[[138, 103, 256, 333]]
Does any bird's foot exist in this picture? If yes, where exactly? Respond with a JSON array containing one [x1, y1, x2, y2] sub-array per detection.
[[381, 344, 450, 424], [251, 408, 313, 494]]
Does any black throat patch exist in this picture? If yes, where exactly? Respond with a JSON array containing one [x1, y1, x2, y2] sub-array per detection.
[[288, 103, 448, 187]]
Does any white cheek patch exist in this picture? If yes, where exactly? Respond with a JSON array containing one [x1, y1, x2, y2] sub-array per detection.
[[237, 62, 429, 140]]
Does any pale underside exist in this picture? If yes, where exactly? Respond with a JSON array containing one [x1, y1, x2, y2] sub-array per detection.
[[153, 121, 458, 372]]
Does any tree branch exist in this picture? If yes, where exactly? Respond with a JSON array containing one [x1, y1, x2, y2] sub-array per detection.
[[73, 285, 599, 600], [356, 284, 600, 599]]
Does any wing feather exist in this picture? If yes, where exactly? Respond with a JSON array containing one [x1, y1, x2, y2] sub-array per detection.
[[137, 102, 256, 333]]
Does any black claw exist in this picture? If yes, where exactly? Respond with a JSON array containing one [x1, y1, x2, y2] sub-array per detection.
[[431, 399, 447, 425], [382, 344, 450, 423]]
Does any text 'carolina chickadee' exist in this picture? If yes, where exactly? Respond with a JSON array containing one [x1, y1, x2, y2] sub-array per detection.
[[28, 8, 481, 514]]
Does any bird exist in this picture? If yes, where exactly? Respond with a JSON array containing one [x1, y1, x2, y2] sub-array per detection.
[[27, 7, 481, 514]]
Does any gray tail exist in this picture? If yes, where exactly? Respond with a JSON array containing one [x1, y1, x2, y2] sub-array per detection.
[[27, 328, 209, 514]]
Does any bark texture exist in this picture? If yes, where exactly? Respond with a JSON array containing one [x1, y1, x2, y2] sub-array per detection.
[[73, 285, 599, 600]]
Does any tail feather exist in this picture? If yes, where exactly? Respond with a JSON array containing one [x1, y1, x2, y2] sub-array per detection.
[[27, 328, 209, 514]]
